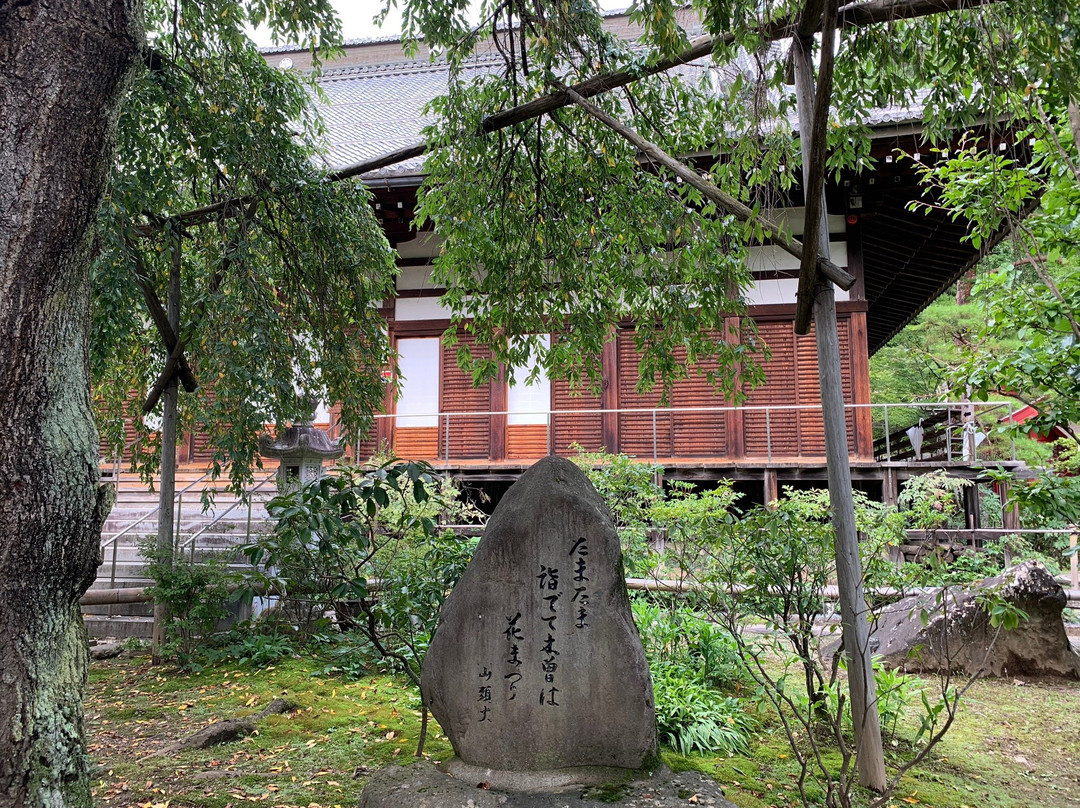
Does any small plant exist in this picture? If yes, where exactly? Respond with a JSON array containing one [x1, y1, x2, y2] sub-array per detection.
[[631, 597, 753, 755], [898, 470, 971, 530], [570, 448, 664, 575], [211, 630, 297, 667], [141, 539, 231, 670], [652, 671, 754, 756]]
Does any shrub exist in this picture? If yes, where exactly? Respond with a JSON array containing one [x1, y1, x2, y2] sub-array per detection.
[[632, 597, 753, 754], [141, 539, 232, 670]]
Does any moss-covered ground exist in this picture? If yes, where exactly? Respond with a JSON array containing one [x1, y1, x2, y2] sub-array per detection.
[[86, 653, 1080, 808]]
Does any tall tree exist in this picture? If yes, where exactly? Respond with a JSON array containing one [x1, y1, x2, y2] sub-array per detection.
[[1, 0, 396, 800], [0, 1, 141, 804]]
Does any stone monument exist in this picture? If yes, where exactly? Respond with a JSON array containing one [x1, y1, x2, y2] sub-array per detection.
[[422, 455, 657, 778], [359, 456, 737, 807]]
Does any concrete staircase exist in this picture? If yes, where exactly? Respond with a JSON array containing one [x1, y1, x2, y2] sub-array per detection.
[[86, 466, 277, 638]]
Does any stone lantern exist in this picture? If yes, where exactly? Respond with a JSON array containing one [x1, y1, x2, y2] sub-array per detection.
[[259, 410, 344, 494]]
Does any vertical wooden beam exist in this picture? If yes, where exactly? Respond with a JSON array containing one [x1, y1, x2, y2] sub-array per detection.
[[846, 213, 866, 302], [725, 315, 745, 459], [490, 364, 508, 461], [849, 311, 873, 458], [152, 235, 182, 664], [381, 330, 398, 453], [793, 4, 886, 788], [763, 468, 779, 508], [999, 480, 1021, 531], [601, 330, 619, 453], [963, 483, 982, 530], [882, 467, 899, 508]]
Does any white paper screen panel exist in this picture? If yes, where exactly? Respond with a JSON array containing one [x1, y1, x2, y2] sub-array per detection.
[[396, 337, 440, 427], [508, 335, 551, 425]]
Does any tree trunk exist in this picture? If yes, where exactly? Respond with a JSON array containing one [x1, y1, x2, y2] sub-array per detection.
[[152, 237, 182, 663], [0, 3, 141, 806]]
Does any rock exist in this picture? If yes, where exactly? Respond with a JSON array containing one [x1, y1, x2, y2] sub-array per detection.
[[873, 560, 1080, 678], [173, 718, 257, 750], [358, 762, 738, 808], [154, 699, 298, 755], [421, 456, 657, 774], [90, 640, 123, 660], [255, 697, 298, 718]]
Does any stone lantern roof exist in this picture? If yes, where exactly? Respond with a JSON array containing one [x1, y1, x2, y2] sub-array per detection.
[[258, 419, 345, 462]]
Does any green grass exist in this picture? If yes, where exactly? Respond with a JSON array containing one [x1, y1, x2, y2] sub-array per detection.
[[86, 655, 454, 808], [86, 654, 1080, 808]]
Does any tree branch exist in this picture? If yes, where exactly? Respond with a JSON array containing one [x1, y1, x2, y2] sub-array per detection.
[[126, 244, 199, 395], [141, 199, 260, 413], [145, 0, 1006, 232], [557, 83, 856, 290]]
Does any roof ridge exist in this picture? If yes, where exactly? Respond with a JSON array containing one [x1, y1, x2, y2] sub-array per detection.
[[318, 52, 502, 82]]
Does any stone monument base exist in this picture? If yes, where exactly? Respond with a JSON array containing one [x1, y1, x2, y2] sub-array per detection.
[[358, 761, 738, 808]]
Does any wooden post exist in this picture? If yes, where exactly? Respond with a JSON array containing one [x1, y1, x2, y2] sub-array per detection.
[[882, 467, 899, 508], [601, 331, 619, 453], [1070, 533, 1078, 592], [763, 468, 779, 508], [152, 235, 182, 663], [490, 365, 507, 461], [792, 7, 886, 789]]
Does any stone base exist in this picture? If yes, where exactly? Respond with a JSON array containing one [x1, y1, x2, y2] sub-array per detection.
[[357, 761, 738, 808]]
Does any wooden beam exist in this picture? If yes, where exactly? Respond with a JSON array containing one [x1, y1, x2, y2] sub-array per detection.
[[601, 332, 619, 453], [793, 0, 840, 334], [793, 0, 886, 790]]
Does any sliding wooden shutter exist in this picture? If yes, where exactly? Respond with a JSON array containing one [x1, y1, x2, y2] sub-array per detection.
[[439, 332, 492, 459], [616, 330, 671, 459], [742, 317, 854, 459]]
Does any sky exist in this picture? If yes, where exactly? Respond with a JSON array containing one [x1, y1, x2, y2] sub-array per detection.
[[252, 0, 628, 46]]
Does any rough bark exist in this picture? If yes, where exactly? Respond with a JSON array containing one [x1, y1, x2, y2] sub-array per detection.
[[0, 2, 141, 806]]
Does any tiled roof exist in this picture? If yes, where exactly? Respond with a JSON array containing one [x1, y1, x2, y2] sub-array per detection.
[[308, 36, 926, 179]]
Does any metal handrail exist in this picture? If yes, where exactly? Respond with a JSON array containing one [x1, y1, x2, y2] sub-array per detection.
[[99, 468, 215, 590], [175, 470, 278, 561], [99, 468, 215, 551], [365, 400, 1021, 464]]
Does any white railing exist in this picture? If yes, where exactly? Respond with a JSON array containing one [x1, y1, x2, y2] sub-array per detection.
[[344, 400, 1019, 466]]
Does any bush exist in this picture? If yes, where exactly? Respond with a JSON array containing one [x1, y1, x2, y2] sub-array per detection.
[[141, 539, 232, 670], [631, 597, 753, 755], [570, 448, 663, 575]]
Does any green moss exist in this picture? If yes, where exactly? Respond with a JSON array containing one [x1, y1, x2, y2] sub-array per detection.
[[584, 782, 629, 802]]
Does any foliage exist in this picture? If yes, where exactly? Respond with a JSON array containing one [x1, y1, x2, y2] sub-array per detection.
[[989, 440, 1080, 529], [897, 470, 972, 531], [632, 598, 754, 755], [239, 459, 439, 635], [648, 479, 742, 578], [667, 488, 986, 808], [210, 631, 298, 668], [236, 456, 480, 751], [93, 0, 395, 491], [141, 539, 232, 670], [570, 448, 665, 575]]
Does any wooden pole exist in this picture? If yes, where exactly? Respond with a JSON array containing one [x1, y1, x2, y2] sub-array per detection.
[[151, 235, 182, 663], [791, 0, 887, 790]]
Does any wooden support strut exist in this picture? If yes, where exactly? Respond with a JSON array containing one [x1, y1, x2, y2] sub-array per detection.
[[791, 0, 887, 790], [128, 247, 199, 398]]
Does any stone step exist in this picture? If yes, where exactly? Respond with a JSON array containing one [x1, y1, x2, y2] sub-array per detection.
[[83, 614, 153, 640], [82, 601, 153, 618]]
